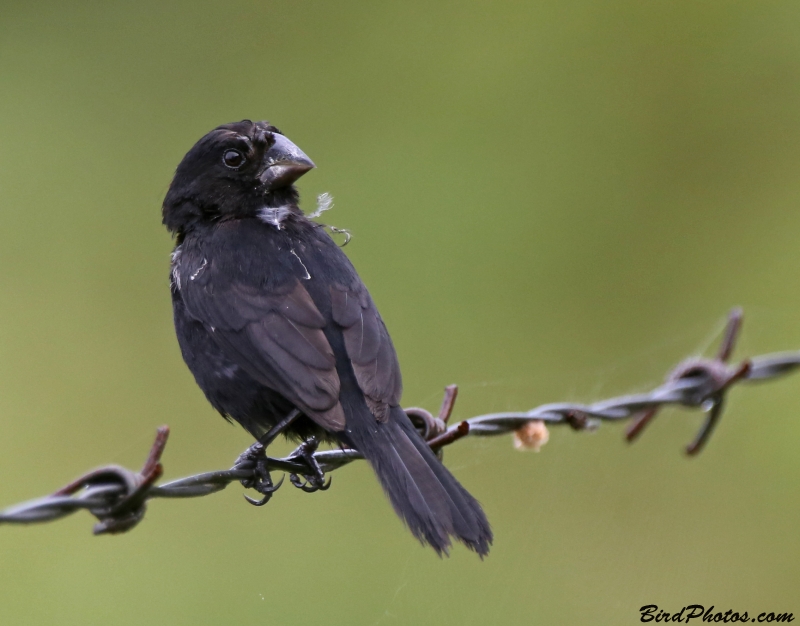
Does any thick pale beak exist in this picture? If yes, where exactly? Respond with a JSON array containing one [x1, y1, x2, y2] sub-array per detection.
[[259, 134, 315, 190]]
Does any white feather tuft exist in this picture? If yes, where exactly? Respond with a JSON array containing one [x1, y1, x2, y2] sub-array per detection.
[[308, 192, 334, 219], [258, 205, 291, 230], [170, 245, 183, 290]]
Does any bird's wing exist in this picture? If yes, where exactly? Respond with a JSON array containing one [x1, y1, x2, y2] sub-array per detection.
[[330, 283, 403, 422], [177, 246, 345, 431]]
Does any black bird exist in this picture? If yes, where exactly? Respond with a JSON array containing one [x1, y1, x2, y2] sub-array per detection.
[[163, 120, 492, 556]]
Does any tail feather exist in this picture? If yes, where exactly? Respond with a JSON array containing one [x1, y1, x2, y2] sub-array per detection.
[[343, 405, 492, 556]]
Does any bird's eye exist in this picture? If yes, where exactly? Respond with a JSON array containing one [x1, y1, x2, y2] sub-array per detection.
[[222, 149, 246, 169]]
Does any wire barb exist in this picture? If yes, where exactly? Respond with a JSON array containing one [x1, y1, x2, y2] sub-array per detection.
[[2, 308, 799, 534], [624, 307, 750, 454]]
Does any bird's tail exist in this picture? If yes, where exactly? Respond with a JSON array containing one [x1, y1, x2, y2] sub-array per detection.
[[343, 406, 492, 556]]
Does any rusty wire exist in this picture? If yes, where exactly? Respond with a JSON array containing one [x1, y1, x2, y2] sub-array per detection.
[[2, 308, 799, 535]]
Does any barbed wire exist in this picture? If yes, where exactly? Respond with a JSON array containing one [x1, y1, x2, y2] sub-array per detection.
[[2, 308, 799, 535]]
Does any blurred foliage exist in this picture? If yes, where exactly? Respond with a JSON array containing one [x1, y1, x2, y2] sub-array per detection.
[[1, 1, 799, 624]]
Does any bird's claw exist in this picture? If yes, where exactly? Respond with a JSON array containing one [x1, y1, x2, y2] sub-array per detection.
[[289, 472, 331, 493], [287, 437, 331, 494], [243, 474, 285, 505], [234, 441, 284, 506]]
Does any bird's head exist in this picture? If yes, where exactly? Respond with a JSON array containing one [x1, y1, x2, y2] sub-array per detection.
[[162, 120, 315, 234]]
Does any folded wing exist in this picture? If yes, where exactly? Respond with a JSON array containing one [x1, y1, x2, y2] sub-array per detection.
[[179, 259, 345, 431]]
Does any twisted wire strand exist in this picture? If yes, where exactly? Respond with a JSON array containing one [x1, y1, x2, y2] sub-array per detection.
[[2, 309, 798, 533]]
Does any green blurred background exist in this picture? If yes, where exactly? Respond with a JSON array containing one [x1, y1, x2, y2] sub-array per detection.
[[1, 1, 799, 624]]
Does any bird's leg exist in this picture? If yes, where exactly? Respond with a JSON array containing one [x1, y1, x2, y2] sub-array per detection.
[[259, 408, 302, 447], [234, 409, 301, 506], [288, 436, 331, 493]]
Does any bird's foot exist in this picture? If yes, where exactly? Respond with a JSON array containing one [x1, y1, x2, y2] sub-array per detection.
[[234, 442, 284, 506], [232, 409, 302, 506], [287, 437, 331, 493]]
